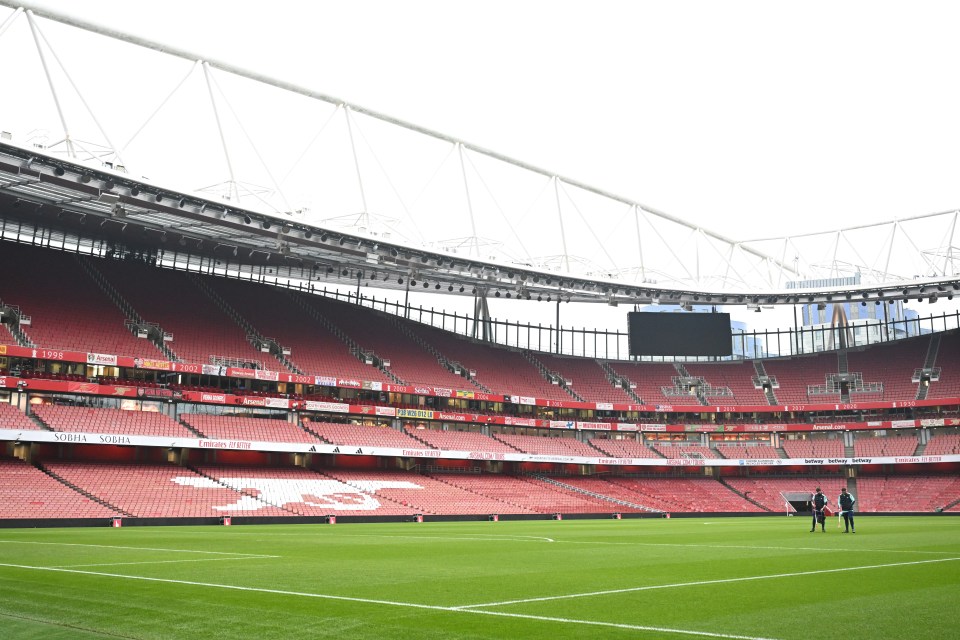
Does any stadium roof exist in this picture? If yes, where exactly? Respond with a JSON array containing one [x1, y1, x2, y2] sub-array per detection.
[[1, 1, 959, 310]]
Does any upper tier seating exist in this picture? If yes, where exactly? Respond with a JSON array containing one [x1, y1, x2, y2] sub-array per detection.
[[763, 353, 840, 404], [96, 260, 264, 366], [32, 405, 195, 438], [307, 298, 471, 389], [404, 427, 520, 454], [928, 332, 960, 399], [181, 414, 320, 444], [402, 323, 575, 401], [605, 362, 703, 406], [0, 455, 117, 518], [780, 438, 845, 458], [0, 245, 161, 357], [206, 279, 392, 382], [532, 353, 635, 403], [491, 433, 600, 457], [0, 402, 43, 431], [845, 337, 927, 401], [684, 362, 770, 405], [305, 421, 426, 449], [588, 437, 662, 458], [43, 461, 291, 517]]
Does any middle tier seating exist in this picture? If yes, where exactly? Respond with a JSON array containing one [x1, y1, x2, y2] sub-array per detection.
[[32, 405, 195, 438], [780, 438, 845, 458], [588, 437, 662, 459], [306, 421, 426, 449], [852, 433, 919, 457], [404, 427, 521, 454], [181, 414, 321, 444], [714, 444, 781, 459], [0, 402, 44, 431], [650, 444, 720, 459], [491, 433, 601, 457]]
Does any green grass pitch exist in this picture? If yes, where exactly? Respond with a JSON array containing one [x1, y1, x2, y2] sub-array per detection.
[[0, 516, 957, 639]]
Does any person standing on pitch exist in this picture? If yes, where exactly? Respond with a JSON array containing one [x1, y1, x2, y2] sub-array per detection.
[[838, 487, 856, 533], [810, 487, 828, 532]]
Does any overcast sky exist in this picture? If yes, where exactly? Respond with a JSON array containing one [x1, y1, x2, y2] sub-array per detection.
[[3, 0, 960, 334], [6, 0, 960, 238]]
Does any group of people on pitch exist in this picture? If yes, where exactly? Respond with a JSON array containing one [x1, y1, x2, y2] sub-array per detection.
[[809, 487, 856, 533]]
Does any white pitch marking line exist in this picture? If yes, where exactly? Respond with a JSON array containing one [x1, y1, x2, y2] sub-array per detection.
[[0, 540, 279, 557], [50, 556, 277, 569], [554, 540, 953, 555], [455, 556, 960, 609], [0, 562, 776, 640]]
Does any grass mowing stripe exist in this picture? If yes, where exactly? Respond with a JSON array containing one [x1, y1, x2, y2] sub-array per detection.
[[0, 540, 279, 556], [0, 611, 140, 639], [555, 540, 955, 554], [455, 556, 960, 609], [51, 556, 278, 568], [0, 562, 778, 640]]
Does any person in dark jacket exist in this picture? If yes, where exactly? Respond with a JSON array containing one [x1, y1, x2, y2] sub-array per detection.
[[838, 487, 856, 533], [810, 487, 828, 532]]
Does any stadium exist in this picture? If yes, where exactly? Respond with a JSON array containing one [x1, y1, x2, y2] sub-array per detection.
[[0, 3, 958, 639]]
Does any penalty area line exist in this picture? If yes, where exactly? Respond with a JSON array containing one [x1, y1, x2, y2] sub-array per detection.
[[0, 562, 776, 640], [456, 556, 960, 609]]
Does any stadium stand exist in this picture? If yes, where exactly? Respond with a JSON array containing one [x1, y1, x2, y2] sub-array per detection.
[[852, 432, 919, 457], [684, 362, 769, 405], [855, 475, 960, 512], [31, 405, 195, 438], [604, 477, 764, 512], [650, 443, 720, 459], [923, 432, 960, 455], [42, 461, 291, 517], [404, 427, 520, 454], [532, 353, 635, 403], [588, 437, 662, 459], [181, 413, 320, 444], [721, 476, 842, 512], [845, 338, 927, 401], [0, 455, 118, 518], [605, 362, 702, 405], [207, 279, 394, 382], [763, 353, 840, 404], [305, 421, 426, 448], [401, 323, 575, 401], [0, 402, 43, 431], [491, 433, 600, 457], [96, 259, 264, 366], [714, 444, 781, 459], [303, 298, 473, 389], [0, 245, 161, 358], [927, 331, 960, 399], [780, 438, 845, 458]]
